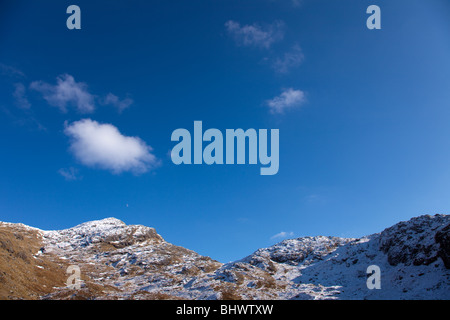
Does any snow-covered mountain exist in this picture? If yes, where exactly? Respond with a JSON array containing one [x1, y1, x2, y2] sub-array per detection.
[[0, 214, 448, 300]]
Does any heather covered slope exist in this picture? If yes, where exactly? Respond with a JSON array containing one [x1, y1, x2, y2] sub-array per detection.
[[0, 222, 68, 299], [0, 214, 448, 300]]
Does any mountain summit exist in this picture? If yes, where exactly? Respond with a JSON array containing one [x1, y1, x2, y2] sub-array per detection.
[[0, 214, 448, 300]]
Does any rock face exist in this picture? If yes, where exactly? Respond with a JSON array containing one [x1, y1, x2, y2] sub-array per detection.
[[379, 215, 449, 267], [435, 224, 450, 269], [0, 214, 448, 300]]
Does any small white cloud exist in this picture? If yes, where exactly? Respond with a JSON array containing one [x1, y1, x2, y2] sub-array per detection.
[[272, 45, 304, 74], [64, 119, 159, 175], [58, 167, 80, 181], [225, 20, 285, 49], [101, 93, 133, 113], [266, 88, 306, 114], [30, 74, 95, 113], [13, 83, 31, 109], [270, 231, 294, 240]]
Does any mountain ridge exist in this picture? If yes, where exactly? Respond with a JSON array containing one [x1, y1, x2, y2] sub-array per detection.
[[0, 214, 448, 300]]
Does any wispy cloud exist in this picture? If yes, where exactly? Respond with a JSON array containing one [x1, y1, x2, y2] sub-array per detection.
[[101, 93, 133, 113], [13, 83, 31, 109], [225, 20, 285, 49], [64, 119, 159, 175], [30, 74, 95, 113], [266, 88, 306, 114], [269, 0, 302, 8], [0, 66, 46, 131], [237, 217, 250, 224], [272, 44, 304, 73], [0, 104, 46, 131], [270, 231, 294, 240], [0, 63, 25, 78], [58, 167, 81, 181]]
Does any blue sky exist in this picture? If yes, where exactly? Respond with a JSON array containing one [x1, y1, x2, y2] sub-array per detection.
[[1, 0, 449, 262]]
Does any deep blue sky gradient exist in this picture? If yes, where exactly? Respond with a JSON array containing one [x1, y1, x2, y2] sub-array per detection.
[[1, 0, 449, 262]]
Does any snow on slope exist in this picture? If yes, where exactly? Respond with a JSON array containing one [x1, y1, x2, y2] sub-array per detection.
[[2, 214, 448, 299], [223, 214, 450, 299], [43, 217, 163, 251], [40, 218, 224, 299]]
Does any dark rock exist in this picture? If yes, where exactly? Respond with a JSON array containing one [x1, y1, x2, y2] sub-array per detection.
[[435, 223, 450, 269]]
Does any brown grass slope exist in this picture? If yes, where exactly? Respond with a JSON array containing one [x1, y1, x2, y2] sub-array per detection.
[[0, 223, 70, 299]]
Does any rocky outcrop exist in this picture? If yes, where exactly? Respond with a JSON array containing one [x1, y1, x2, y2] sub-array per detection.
[[378, 215, 449, 268], [435, 223, 450, 268]]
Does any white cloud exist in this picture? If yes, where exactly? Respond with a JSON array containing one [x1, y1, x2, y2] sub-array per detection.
[[64, 119, 159, 174], [101, 93, 133, 113], [30, 74, 95, 113], [225, 20, 285, 49], [272, 45, 304, 73], [13, 83, 31, 109], [58, 167, 80, 181], [270, 231, 294, 240], [266, 88, 306, 114]]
